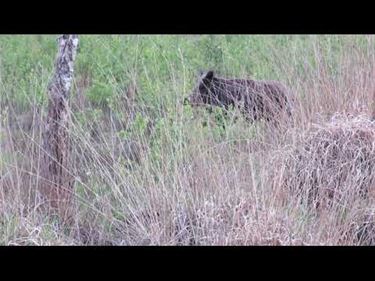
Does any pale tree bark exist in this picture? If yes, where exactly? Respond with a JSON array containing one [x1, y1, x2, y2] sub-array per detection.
[[39, 35, 79, 219]]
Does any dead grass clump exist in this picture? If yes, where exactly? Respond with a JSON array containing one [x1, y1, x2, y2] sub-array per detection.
[[339, 209, 375, 245], [282, 114, 375, 208]]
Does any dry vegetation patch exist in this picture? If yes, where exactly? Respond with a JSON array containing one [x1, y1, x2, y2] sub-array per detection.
[[282, 114, 375, 207]]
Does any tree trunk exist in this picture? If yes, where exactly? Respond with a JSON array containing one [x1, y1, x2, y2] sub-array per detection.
[[39, 35, 79, 219]]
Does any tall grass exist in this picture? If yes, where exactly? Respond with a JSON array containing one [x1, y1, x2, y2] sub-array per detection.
[[0, 35, 374, 245]]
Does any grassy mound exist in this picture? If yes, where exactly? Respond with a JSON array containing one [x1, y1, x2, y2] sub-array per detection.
[[283, 114, 375, 208]]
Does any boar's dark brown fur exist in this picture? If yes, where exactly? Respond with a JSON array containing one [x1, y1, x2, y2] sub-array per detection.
[[188, 70, 293, 124]]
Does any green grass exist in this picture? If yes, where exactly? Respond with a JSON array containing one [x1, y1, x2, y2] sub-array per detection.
[[0, 35, 367, 108]]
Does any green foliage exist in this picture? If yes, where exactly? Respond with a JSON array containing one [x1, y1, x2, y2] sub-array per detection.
[[1, 34, 374, 164], [86, 80, 114, 106], [130, 112, 149, 137]]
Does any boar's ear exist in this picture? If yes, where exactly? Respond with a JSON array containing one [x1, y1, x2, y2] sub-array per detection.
[[204, 70, 214, 81]]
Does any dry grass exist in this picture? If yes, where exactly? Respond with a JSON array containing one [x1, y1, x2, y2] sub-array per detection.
[[0, 36, 375, 245], [282, 114, 374, 206]]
